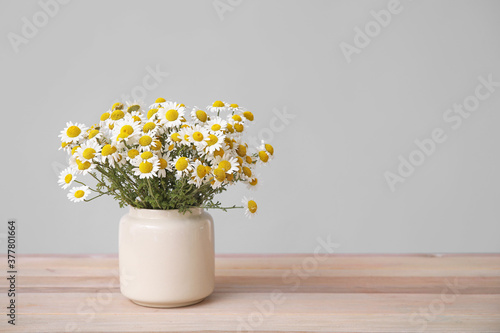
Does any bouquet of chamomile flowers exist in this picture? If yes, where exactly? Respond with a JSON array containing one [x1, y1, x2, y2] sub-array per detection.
[[57, 98, 274, 217]]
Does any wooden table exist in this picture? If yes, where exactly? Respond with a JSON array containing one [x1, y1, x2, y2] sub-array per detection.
[[1, 254, 499, 332]]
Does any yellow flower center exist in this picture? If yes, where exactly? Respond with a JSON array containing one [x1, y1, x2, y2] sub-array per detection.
[[214, 148, 224, 158], [128, 149, 139, 159], [127, 104, 140, 112], [82, 148, 96, 160], [248, 200, 257, 214], [211, 124, 221, 131], [214, 168, 226, 182], [193, 131, 204, 142], [108, 123, 114, 130], [237, 144, 247, 157], [100, 112, 110, 121], [77, 160, 91, 170], [171, 133, 181, 142], [265, 144, 274, 155], [159, 158, 168, 169], [249, 178, 258, 186], [230, 103, 239, 108], [155, 97, 166, 103], [151, 140, 162, 151], [175, 157, 189, 171], [242, 166, 252, 178], [120, 125, 134, 136], [74, 190, 85, 199], [196, 110, 207, 122], [226, 173, 234, 182], [71, 146, 80, 155], [165, 109, 179, 122], [139, 135, 152, 146], [143, 122, 156, 133], [110, 110, 125, 121], [243, 111, 254, 121], [236, 156, 243, 166], [61, 142, 68, 148], [196, 164, 207, 178], [147, 108, 158, 119], [168, 144, 174, 151], [101, 144, 117, 156], [206, 134, 218, 146], [259, 151, 269, 163], [64, 174, 72, 184], [246, 155, 253, 164], [218, 160, 231, 172], [212, 101, 224, 107], [224, 137, 234, 149], [88, 129, 99, 139], [140, 151, 153, 160], [132, 116, 141, 122], [66, 126, 81, 138], [232, 114, 242, 122], [226, 123, 234, 133], [139, 161, 153, 174], [234, 123, 244, 132], [112, 102, 124, 110]]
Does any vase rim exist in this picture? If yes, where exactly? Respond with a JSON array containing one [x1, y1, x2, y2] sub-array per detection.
[[128, 206, 204, 218]]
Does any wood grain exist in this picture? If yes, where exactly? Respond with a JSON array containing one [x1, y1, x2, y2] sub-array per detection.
[[0, 254, 499, 332]]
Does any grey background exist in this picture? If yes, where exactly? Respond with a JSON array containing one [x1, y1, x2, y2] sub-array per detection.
[[1, 0, 499, 254]]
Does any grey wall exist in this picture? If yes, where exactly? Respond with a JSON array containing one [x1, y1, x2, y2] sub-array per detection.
[[1, 0, 499, 254]]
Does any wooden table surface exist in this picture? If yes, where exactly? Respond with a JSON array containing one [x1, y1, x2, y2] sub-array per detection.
[[1, 254, 499, 332]]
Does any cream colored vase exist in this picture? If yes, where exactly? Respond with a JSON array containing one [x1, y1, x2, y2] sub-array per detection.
[[119, 207, 215, 308]]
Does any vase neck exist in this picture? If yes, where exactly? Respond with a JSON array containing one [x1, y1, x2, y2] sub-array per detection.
[[128, 207, 203, 219]]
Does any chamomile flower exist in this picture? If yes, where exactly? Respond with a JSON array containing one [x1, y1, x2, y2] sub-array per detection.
[[242, 196, 258, 218], [206, 100, 227, 114], [190, 108, 209, 124], [113, 118, 142, 144], [227, 103, 243, 113], [149, 97, 168, 109], [59, 122, 88, 144], [86, 127, 103, 141], [125, 148, 141, 162], [246, 176, 259, 191], [100, 143, 122, 167], [125, 100, 143, 113], [186, 125, 209, 150], [203, 132, 225, 155], [178, 126, 193, 146], [75, 140, 101, 163], [213, 153, 239, 174], [58, 167, 76, 189], [259, 141, 275, 158], [210, 167, 226, 189], [157, 153, 172, 178], [158, 102, 185, 128], [141, 120, 160, 136], [108, 108, 127, 127], [188, 160, 208, 188], [132, 154, 160, 179], [125, 110, 145, 124], [173, 156, 193, 178], [70, 155, 96, 175], [67, 185, 90, 203], [166, 131, 183, 146], [206, 117, 227, 134], [137, 134, 158, 151]]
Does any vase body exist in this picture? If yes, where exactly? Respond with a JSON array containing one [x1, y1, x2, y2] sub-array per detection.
[[119, 207, 214, 308]]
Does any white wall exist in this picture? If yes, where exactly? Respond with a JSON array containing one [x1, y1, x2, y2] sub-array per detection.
[[1, 0, 499, 254]]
